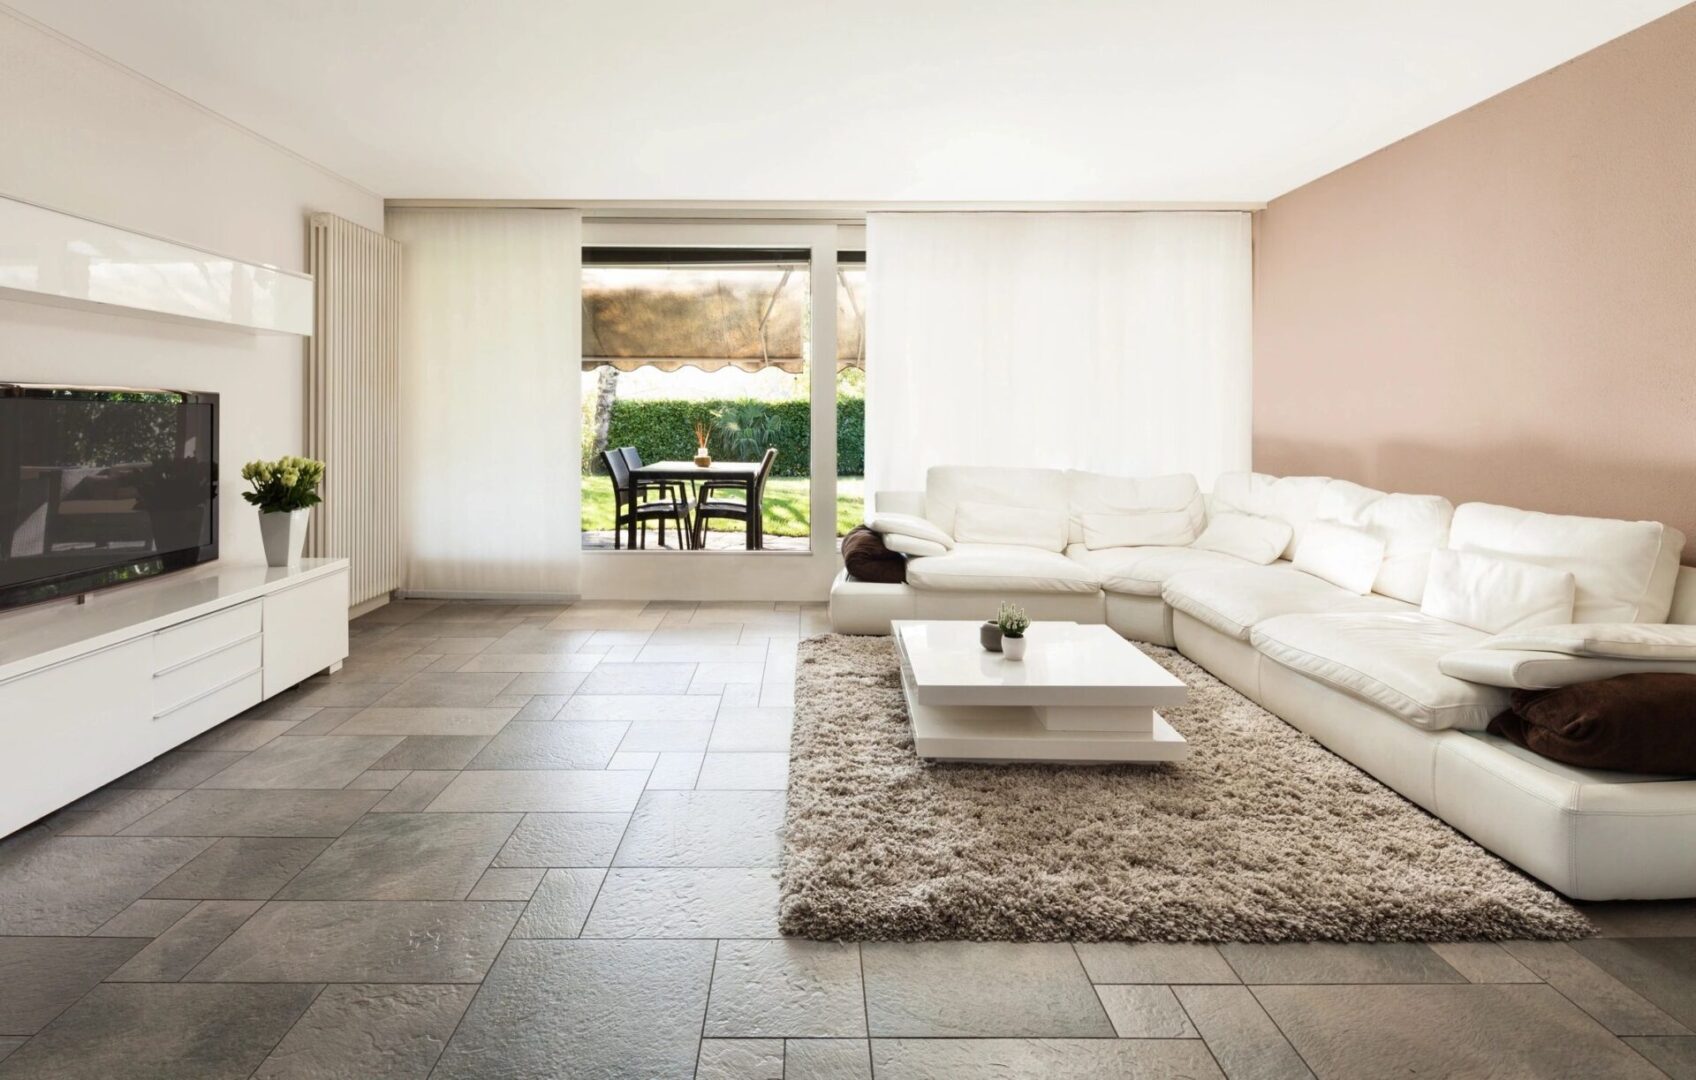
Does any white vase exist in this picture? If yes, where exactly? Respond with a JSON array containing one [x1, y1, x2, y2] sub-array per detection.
[[259, 507, 311, 567], [1003, 635, 1027, 661]]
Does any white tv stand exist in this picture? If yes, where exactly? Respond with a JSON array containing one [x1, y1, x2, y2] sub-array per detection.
[[0, 558, 350, 838]]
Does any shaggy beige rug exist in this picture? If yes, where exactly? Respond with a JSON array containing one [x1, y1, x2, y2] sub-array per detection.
[[779, 635, 1592, 943]]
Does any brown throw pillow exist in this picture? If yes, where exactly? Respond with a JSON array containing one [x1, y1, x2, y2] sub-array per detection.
[[1486, 673, 1696, 774], [841, 525, 906, 585]]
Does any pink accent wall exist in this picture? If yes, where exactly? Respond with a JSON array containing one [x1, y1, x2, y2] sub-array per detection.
[[1253, 4, 1696, 560]]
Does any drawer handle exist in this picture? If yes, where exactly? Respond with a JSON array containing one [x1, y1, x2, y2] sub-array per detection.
[[154, 632, 261, 677]]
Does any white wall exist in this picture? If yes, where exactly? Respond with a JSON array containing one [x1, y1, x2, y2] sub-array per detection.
[[0, 11, 384, 569]]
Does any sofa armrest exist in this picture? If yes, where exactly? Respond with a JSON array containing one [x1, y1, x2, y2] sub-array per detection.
[[872, 490, 925, 518], [1438, 648, 1696, 690]]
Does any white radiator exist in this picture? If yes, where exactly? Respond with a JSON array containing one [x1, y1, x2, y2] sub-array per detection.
[[306, 213, 402, 609]]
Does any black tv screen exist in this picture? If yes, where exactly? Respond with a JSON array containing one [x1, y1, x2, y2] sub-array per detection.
[[1, 384, 218, 610]]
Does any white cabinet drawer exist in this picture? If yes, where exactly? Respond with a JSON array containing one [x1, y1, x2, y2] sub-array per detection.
[[153, 600, 261, 672], [153, 669, 263, 745], [153, 634, 262, 717]]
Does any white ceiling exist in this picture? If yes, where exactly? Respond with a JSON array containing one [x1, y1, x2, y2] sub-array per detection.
[[8, 0, 1684, 203]]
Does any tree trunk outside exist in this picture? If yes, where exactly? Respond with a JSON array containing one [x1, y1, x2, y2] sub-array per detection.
[[590, 365, 619, 472]]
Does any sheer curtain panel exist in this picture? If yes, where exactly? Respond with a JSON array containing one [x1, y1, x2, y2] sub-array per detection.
[[387, 208, 582, 599], [864, 212, 1252, 495]]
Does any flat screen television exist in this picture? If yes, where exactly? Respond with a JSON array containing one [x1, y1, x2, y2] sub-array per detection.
[[1, 384, 218, 611]]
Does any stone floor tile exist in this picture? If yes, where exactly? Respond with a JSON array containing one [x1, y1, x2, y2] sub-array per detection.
[[1581, 902, 1696, 939], [586, 629, 658, 646], [648, 752, 705, 789], [691, 662, 767, 686], [706, 940, 867, 1038], [109, 900, 264, 981], [196, 736, 402, 790], [187, 900, 522, 982], [0, 982, 319, 1080], [696, 1038, 783, 1079], [1175, 984, 1315, 1080], [869, 1038, 1226, 1079], [467, 866, 546, 900], [861, 942, 1112, 1038], [283, 707, 362, 735], [330, 706, 516, 736], [1624, 1036, 1696, 1079], [121, 789, 382, 837], [1256, 983, 1665, 1080], [0, 936, 147, 1035], [637, 644, 768, 664], [577, 662, 697, 694], [1570, 938, 1696, 1030], [1429, 941, 1541, 983], [371, 770, 457, 811], [1076, 942, 1241, 984], [492, 812, 630, 867], [1218, 942, 1466, 984], [427, 769, 648, 813], [252, 983, 477, 1080], [694, 752, 789, 790], [92, 897, 199, 937], [371, 672, 519, 707], [292, 681, 391, 708], [613, 790, 784, 867], [465, 720, 628, 769], [582, 867, 780, 938], [504, 672, 589, 694], [432, 939, 714, 1079], [0, 835, 213, 933], [617, 717, 716, 753], [706, 708, 793, 752], [278, 812, 520, 900], [184, 718, 301, 753], [116, 750, 249, 789], [370, 735, 491, 771], [456, 652, 601, 673], [644, 625, 739, 646], [408, 634, 499, 655], [512, 868, 607, 937], [1503, 940, 1690, 1035], [145, 834, 334, 901], [784, 1039, 873, 1080], [510, 694, 571, 721], [51, 788, 186, 836], [558, 694, 720, 723], [0, 1038, 22, 1063], [346, 769, 409, 789], [1096, 984, 1199, 1037], [609, 750, 658, 770]]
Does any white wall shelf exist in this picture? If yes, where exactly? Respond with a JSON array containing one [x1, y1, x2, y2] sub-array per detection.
[[0, 194, 314, 334]]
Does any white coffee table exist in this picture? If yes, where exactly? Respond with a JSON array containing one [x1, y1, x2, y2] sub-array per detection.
[[893, 620, 1190, 763]]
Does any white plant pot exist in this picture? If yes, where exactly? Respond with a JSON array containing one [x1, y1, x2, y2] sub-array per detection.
[[259, 507, 311, 568], [1002, 635, 1027, 661]]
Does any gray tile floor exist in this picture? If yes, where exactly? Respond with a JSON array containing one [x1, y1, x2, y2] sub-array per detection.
[[1, 598, 1694, 1079]]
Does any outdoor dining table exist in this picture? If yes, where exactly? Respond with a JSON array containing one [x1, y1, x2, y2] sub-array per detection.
[[630, 460, 764, 550]]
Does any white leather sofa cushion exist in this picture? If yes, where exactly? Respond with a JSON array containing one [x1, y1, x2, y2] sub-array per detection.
[[953, 501, 1070, 552], [1251, 611, 1509, 731], [1419, 549, 1576, 634], [1163, 564, 1409, 641], [1315, 480, 1454, 603], [906, 543, 1101, 594], [1065, 470, 1203, 547], [923, 466, 1069, 537], [1190, 512, 1292, 565], [872, 490, 925, 517], [1291, 522, 1385, 595], [867, 512, 954, 551], [882, 533, 948, 558], [1448, 503, 1686, 623], [1212, 472, 1332, 559], [1478, 621, 1696, 660], [1065, 545, 1250, 597], [1438, 648, 1696, 689]]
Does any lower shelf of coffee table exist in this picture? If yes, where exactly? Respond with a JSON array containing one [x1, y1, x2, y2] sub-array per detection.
[[902, 687, 1190, 764]]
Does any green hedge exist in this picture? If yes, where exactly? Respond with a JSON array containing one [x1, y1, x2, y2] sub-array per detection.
[[593, 397, 863, 478]]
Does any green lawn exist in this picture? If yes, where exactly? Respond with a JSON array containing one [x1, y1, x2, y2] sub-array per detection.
[[581, 476, 864, 538]]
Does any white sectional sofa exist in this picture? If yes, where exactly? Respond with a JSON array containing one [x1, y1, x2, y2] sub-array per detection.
[[830, 466, 1696, 901]]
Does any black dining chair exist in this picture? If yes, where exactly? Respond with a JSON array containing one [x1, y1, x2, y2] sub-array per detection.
[[693, 447, 777, 550], [619, 446, 688, 508], [604, 449, 691, 549]]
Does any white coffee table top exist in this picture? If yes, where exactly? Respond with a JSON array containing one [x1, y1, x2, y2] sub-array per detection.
[[893, 620, 1188, 708]]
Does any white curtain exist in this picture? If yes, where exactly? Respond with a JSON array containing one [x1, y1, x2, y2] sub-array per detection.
[[865, 212, 1252, 495], [386, 208, 581, 599]]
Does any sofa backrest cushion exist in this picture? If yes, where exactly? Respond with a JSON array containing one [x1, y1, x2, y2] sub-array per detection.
[[953, 500, 1070, 552], [1420, 549, 1576, 634], [1064, 471, 1203, 547], [924, 466, 1069, 538], [1316, 481, 1455, 604], [1291, 521, 1386, 595], [1210, 472, 1331, 560], [1190, 512, 1292, 565], [1448, 503, 1686, 623]]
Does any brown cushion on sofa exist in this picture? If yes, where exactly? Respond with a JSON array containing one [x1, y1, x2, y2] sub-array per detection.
[[842, 525, 906, 585], [1486, 673, 1696, 774]]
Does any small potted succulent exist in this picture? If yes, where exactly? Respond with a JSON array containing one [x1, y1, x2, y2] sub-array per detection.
[[996, 601, 1031, 661], [241, 455, 325, 567]]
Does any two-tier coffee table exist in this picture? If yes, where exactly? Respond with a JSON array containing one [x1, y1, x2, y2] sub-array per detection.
[[892, 620, 1190, 763]]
